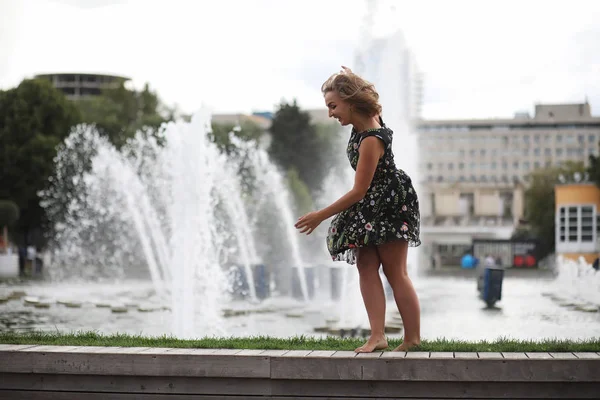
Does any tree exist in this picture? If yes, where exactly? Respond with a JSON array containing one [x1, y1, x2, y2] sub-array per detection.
[[210, 120, 263, 155], [522, 161, 586, 258], [587, 140, 600, 187], [0, 79, 81, 247], [268, 100, 336, 197], [76, 82, 169, 148]]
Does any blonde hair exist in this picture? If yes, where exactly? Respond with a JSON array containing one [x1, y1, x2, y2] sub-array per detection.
[[321, 69, 382, 117]]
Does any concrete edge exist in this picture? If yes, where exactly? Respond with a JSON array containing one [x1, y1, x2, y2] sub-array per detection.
[[0, 345, 598, 382]]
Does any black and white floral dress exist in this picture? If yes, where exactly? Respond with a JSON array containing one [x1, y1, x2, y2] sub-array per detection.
[[326, 118, 421, 264]]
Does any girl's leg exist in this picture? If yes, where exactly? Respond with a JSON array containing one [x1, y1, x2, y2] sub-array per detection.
[[377, 240, 421, 351], [355, 245, 388, 353]]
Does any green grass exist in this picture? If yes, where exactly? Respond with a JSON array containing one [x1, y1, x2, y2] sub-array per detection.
[[1, 331, 599, 352]]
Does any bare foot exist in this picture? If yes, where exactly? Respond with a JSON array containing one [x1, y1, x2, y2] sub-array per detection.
[[392, 340, 421, 352], [355, 335, 388, 353]]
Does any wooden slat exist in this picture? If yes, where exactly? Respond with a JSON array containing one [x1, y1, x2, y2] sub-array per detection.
[[260, 350, 289, 357], [210, 349, 243, 356], [0, 345, 42, 352], [454, 352, 478, 359], [477, 352, 503, 359], [280, 350, 312, 357], [306, 350, 336, 357], [550, 352, 577, 359], [355, 351, 382, 358], [501, 352, 529, 359], [381, 351, 406, 358], [66, 346, 105, 353], [137, 347, 173, 354], [237, 349, 266, 356], [431, 352, 454, 358], [574, 352, 600, 359], [404, 352, 429, 358], [330, 351, 357, 358], [526, 352, 554, 359]]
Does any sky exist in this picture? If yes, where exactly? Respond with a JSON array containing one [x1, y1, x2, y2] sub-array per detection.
[[1, 0, 600, 119]]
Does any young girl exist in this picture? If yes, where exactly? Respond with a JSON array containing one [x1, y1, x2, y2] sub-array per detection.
[[295, 66, 421, 353]]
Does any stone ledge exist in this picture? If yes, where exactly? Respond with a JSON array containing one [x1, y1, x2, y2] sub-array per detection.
[[0, 345, 598, 382]]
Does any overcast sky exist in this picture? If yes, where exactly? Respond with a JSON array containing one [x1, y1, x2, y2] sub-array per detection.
[[1, 0, 599, 119]]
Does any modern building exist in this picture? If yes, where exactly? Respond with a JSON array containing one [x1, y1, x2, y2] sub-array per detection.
[[417, 102, 600, 266], [555, 178, 599, 264], [34, 72, 130, 101]]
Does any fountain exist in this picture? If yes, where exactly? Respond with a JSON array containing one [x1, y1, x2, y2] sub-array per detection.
[[41, 109, 312, 337], [552, 256, 600, 307]]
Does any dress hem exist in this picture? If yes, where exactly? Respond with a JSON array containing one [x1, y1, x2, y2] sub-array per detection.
[[330, 236, 421, 265]]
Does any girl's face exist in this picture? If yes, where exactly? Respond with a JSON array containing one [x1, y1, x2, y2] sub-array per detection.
[[325, 90, 352, 126]]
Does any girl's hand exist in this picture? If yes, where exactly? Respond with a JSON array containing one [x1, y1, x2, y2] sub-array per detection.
[[295, 211, 324, 235]]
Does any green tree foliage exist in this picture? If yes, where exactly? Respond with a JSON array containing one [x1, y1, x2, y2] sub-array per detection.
[[268, 100, 336, 197], [76, 82, 169, 148], [0, 200, 19, 227], [210, 120, 263, 155], [521, 161, 586, 258], [587, 141, 600, 187], [0, 79, 81, 246]]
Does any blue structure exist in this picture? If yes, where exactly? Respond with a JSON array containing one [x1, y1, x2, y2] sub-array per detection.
[[229, 264, 270, 300], [461, 254, 478, 269], [478, 268, 504, 307]]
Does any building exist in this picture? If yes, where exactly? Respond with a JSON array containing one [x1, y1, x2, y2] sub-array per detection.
[[555, 178, 599, 264], [417, 102, 600, 266], [34, 73, 130, 101]]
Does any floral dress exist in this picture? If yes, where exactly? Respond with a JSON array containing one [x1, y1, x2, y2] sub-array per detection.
[[326, 118, 421, 264]]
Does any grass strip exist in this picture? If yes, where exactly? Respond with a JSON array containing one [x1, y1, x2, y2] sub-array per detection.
[[1, 331, 599, 352]]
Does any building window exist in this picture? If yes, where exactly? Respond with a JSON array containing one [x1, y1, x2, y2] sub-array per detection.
[[582, 206, 593, 242], [480, 149, 486, 157], [534, 161, 540, 169], [427, 163, 433, 170], [556, 135, 563, 143], [534, 135, 540, 145], [589, 134, 596, 144], [556, 148, 563, 156], [534, 148, 540, 156], [522, 148, 529, 156], [545, 148, 552, 156], [459, 162, 464, 170], [559, 205, 595, 243]]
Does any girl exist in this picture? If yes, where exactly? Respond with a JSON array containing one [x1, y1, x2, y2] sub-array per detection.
[[295, 66, 421, 353]]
